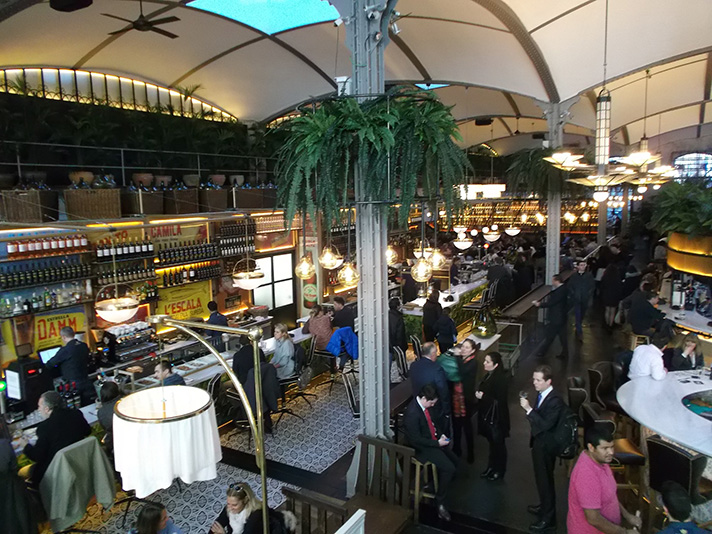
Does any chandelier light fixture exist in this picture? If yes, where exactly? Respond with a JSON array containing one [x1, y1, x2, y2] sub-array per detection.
[[232, 217, 266, 290], [295, 214, 316, 280], [411, 202, 433, 281], [385, 244, 399, 266], [95, 235, 139, 324], [429, 201, 447, 270], [337, 206, 359, 285]]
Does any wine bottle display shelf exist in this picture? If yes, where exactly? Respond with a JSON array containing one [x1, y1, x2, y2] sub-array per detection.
[[0, 250, 92, 263], [95, 254, 155, 264], [0, 275, 91, 291], [0, 299, 93, 319], [156, 256, 220, 269], [157, 275, 219, 289]]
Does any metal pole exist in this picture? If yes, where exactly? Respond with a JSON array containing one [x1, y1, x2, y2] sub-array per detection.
[[150, 316, 269, 534]]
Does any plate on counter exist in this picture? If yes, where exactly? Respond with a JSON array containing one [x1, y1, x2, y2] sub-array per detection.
[[136, 378, 158, 387]]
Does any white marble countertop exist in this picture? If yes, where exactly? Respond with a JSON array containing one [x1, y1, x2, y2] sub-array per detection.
[[658, 304, 712, 337], [617, 370, 712, 456], [466, 333, 501, 354], [402, 278, 487, 317]]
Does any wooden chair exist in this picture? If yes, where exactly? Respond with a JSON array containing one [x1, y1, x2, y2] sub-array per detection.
[[629, 333, 650, 351], [282, 487, 349, 534], [411, 458, 437, 523], [346, 435, 414, 533], [409, 335, 422, 359], [393, 346, 409, 381]]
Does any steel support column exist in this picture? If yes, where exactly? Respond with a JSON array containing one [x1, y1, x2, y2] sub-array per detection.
[[540, 99, 575, 283], [330, 0, 396, 442]]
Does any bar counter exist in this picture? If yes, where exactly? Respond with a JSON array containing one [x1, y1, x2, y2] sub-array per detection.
[[617, 370, 712, 456], [401, 277, 487, 317]]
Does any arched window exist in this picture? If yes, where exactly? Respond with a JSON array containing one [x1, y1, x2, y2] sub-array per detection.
[[673, 153, 712, 178]]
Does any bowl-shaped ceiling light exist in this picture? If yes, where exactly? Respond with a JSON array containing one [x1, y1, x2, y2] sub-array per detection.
[[504, 227, 521, 236], [453, 225, 467, 234], [95, 285, 140, 324], [411, 257, 433, 282], [318, 245, 343, 270], [592, 187, 610, 202], [413, 245, 434, 259], [483, 232, 501, 243], [470, 228, 478, 236], [232, 258, 266, 290], [337, 261, 360, 285]]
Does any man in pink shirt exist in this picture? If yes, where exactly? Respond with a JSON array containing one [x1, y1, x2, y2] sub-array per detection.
[[568, 425, 642, 533]]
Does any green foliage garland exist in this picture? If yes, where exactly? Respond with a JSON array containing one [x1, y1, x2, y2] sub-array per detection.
[[650, 180, 712, 236], [274, 87, 470, 227]]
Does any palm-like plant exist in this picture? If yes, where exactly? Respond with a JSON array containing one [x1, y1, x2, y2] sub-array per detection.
[[274, 87, 469, 228], [650, 180, 712, 236]]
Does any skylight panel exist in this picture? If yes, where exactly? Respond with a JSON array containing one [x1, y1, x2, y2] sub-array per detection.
[[188, 0, 339, 35]]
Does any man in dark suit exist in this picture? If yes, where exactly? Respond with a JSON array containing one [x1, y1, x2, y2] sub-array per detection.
[[404, 384, 457, 522], [409, 342, 450, 422], [533, 274, 569, 359], [19, 391, 91, 487], [520, 365, 565, 532], [45, 326, 93, 406]]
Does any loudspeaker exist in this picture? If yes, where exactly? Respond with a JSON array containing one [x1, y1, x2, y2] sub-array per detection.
[[50, 0, 93, 12], [475, 118, 493, 126]]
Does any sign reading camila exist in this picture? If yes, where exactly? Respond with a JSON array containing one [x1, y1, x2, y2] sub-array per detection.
[[157, 280, 211, 320]]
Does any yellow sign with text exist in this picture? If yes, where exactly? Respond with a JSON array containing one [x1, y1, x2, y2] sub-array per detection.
[[34, 312, 86, 351], [157, 281, 211, 321]]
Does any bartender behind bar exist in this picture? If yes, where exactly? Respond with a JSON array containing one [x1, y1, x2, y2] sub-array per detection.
[[44, 327, 93, 406], [206, 301, 228, 335]]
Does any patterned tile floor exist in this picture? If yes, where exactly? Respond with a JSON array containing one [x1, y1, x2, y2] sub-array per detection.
[[220, 374, 361, 474], [66, 463, 294, 534]]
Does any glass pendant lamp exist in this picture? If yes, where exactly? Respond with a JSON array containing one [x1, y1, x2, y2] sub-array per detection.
[[337, 206, 359, 285]]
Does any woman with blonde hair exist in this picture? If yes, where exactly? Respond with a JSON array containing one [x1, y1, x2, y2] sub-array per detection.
[[670, 333, 705, 371], [270, 323, 295, 379], [210, 481, 296, 534]]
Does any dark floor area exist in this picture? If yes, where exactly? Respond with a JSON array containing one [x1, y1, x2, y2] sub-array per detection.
[[221, 302, 631, 534]]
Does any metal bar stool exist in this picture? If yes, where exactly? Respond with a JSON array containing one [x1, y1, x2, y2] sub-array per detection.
[[411, 458, 438, 524]]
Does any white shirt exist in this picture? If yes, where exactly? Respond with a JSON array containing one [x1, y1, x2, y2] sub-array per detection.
[[228, 508, 248, 534], [628, 344, 667, 381]]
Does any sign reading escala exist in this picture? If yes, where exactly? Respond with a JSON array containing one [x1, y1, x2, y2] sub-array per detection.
[[157, 280, 211, 321]]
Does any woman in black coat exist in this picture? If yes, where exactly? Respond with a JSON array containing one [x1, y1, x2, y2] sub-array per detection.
[[453, 338, 480, 463], [600, 263, 623, 329], [475, 351, 510, 480], [421, 290, 442, 342], [388, 298, 408, 353]]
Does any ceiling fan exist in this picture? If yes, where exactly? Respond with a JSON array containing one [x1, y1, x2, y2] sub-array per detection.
[[103, 0, 180, 39]]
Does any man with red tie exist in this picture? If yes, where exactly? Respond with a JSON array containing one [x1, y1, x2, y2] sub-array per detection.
[[404, 383, 457, 521]]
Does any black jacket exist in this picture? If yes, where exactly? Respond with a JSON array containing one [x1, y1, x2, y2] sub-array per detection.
[[433, 315, 457, 346], [409, 357, 450, 417], [332, 306, 355, 331], [212, 507, 295, 534], [232, 345, 266, 385], [567, 271, 595, 304], [477, 369, 510, 437], [629, 299, 664, 335], [422, 299, 442, 340], [245, 362, 280, 413], [403, 398, 446, 459], [388, 308, 408, 352], [670, 348, 705, 371], [0, 439, 36, 534], [206, 312, 229, 337], [23, 408, 91, 485], [539, 285, 569, 325], [45, 339, 89, 385], [457, 355, 479, 414], [526, 390, 564, 454]]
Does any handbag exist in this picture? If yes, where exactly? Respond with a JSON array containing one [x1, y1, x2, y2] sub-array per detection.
[[482, 399, 502, 441]]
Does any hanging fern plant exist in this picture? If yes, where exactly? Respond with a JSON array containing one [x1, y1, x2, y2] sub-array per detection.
[[274, 86, 469, 228]]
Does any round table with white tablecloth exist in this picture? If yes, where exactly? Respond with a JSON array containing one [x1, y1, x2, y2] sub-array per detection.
[[113, 385, 221, 498], [617, 370, 712, 456]]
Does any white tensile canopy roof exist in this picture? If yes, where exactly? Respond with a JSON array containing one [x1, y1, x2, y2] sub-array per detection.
[[0, 0, 710, 156]]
